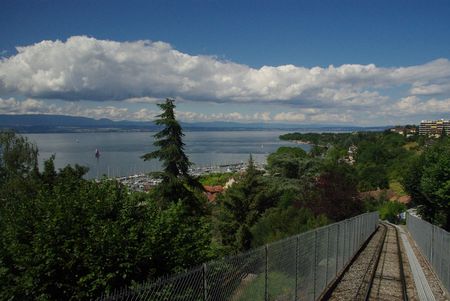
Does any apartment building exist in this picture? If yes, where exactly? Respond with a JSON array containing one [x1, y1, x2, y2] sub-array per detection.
[[419, 119, 450, 136]]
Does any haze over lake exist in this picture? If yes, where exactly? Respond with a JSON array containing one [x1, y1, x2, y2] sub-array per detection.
[[26, 131, 310, 179]]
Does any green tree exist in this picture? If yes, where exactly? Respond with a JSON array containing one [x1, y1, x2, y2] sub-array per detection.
[[403, 138, 450, 230], [0, 132, 214, 300], [0, 131, 38, 179], [142, 98, 203, 214], [250, 207, 328, 246], [357, 164, 389, 191], [310, 162, 363, 221], [218, 156, 276, 251], [267, 146, 314, 178], [378, 201, 406, 223]]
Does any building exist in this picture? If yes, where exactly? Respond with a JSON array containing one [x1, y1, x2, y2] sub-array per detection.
[[203, 185, 224, 202], [419, 119, 450, 136], [390, 126, 417, 136]]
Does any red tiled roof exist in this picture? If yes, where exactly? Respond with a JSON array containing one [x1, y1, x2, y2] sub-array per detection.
[[397, 195, 411, 204], [204, 185, 224, 193]]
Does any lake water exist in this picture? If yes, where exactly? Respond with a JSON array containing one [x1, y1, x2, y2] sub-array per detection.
[[25, 131, 310, 179]]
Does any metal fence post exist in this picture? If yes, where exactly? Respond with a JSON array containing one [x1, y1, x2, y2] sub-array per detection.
[[325, 226, 330, 284], [265, 244, 269, 301], [313, 230, 317, 300], [295, 235, 299, 301], [440, 229, 444, 279], [336, 223, 340, 276], [203, 263, 207, 301], [431, 225, 434, 266], [344, 221, 348, 262]]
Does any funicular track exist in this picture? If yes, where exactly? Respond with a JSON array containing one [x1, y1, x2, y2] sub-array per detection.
[[323, 222, 408, 301]]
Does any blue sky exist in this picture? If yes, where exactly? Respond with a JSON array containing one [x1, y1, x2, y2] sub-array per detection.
[[1, 0, 450, 125]]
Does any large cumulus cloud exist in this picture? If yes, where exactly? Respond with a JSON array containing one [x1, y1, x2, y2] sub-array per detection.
[[2, 36, 450, 108]]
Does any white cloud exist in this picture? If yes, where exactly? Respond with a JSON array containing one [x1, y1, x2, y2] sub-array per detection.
[[273, 112, 306, 122], [0, 98, 273, 122], [391, 96, 450, 115], [309, 112, 354, 123], [124, 96, 160, 104], [175, 111, 272, 122], [0, 97, 132, 120], [1, 96, 449, 125], [410, 82, 450, 96], [1, 36, 450, 111], [0, 97, 46, 113], [1, 37, 450, 125]]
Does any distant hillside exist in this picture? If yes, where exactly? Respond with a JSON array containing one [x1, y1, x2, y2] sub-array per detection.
[[0, 114, 157, 133], [0, 114, 390, 133]]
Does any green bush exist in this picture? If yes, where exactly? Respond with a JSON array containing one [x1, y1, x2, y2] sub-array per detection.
[[378, 201, 406, 223]]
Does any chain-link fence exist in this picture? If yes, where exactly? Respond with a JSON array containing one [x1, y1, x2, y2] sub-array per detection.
[[97, 212, 379, 301], [406, 213, 450, 293]]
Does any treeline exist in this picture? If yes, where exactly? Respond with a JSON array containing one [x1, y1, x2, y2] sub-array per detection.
[[281, 131, 417, 190], [281, 130, 450, 229], [279, 132, 355, 146]]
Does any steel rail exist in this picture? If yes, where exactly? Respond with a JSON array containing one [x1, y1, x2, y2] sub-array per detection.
[[362, 223, 388, 301], [318, 224, 381, 301], [364, 222, 408, 301], [394, 223, 409, 301]]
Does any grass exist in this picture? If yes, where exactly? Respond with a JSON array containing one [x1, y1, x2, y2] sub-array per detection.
[[403, 142, 421, 153], [236, 272, 295, 301], [198, 172, 236, 186], [389, 181, 407, 197]]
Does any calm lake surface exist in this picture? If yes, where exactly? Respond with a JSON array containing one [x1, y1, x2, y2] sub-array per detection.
[[25, 131, 310, 179]]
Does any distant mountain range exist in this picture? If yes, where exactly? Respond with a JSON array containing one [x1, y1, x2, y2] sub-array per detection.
[[0, 114, 390, 133]]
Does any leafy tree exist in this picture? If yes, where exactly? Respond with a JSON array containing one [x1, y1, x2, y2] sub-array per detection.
[[0, 131, 38, 179], [267, 146, 316, 179], [266, 146, 305, 178], [356, 141, 389, 166], [309, 162, 363, 221], [142, 98, 203, 214], [378, 201, 406, 223], [250, 207, 328, 246], [402, 138, 450, 230], [324, 146, 347, 163], [357, 164, 389, 191], [1, 172, 213, 300], [0, 131, 41, 202]]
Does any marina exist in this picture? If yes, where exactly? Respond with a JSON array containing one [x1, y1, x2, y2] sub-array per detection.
[[115, 161, 265, 192]]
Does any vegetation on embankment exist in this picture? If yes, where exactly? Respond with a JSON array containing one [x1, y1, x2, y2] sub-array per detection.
[[281, 130, 450, 230]]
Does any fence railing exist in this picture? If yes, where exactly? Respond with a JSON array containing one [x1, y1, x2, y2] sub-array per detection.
[[406, 213, 450, 293], [98, 212, 379, 301]]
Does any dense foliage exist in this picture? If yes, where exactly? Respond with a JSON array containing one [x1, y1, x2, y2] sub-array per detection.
[[378, 201, 406, 223], [280, 131, 416, 191], [217, 146, 365, 252], [402, 137, 450, 230], [282, 130, 450, 230], [0, 132, 213, 300]]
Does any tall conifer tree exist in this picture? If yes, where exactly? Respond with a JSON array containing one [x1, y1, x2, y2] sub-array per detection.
[[142, 98, 203, 214]]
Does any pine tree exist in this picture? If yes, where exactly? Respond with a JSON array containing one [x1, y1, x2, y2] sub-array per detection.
[[142, 98, 203, 214], [218, 155, 270, 251]]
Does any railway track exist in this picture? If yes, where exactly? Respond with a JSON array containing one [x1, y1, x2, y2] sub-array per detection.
[[323, 222, 409, 301]]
